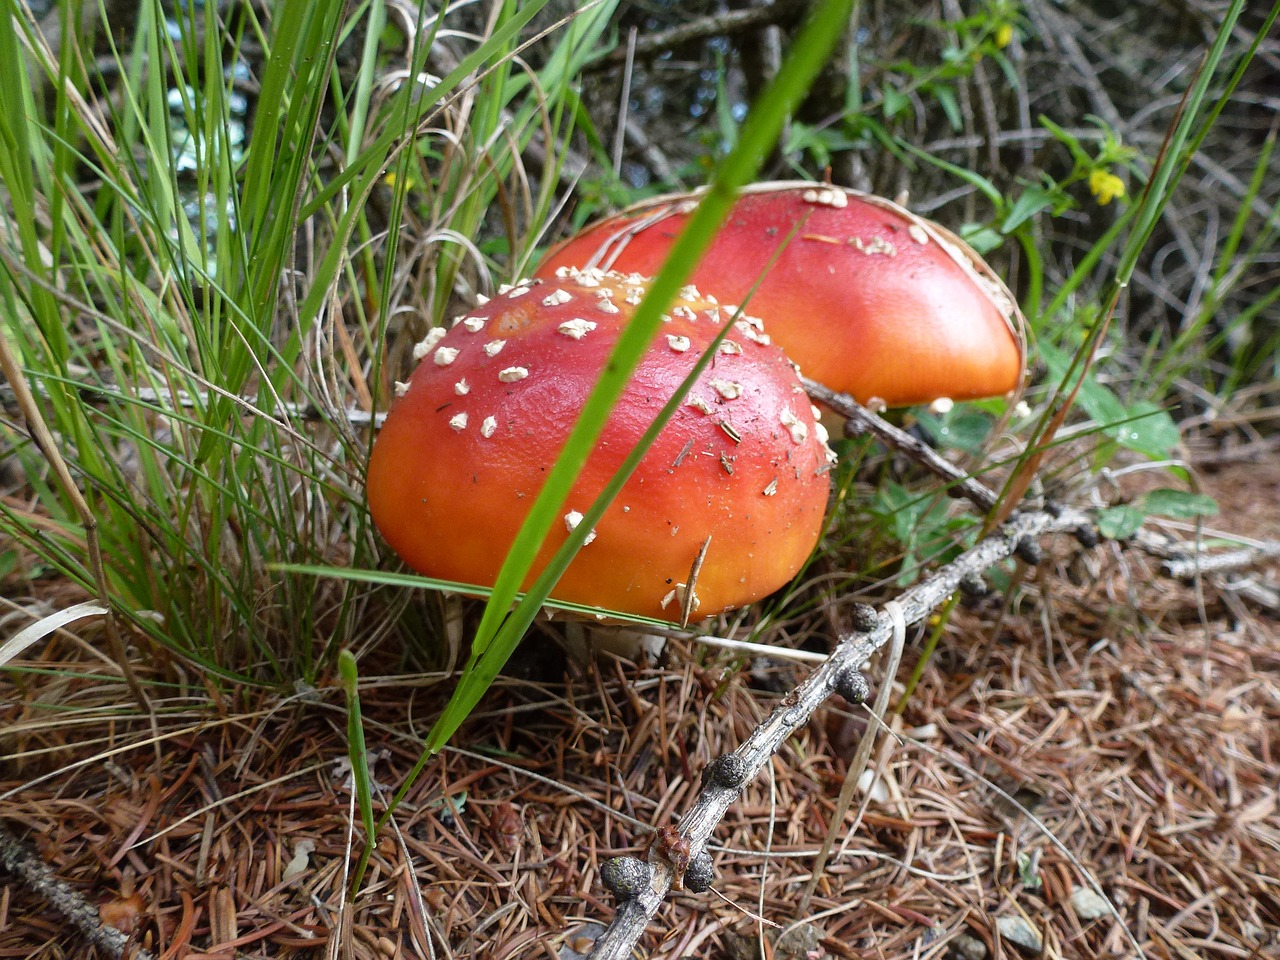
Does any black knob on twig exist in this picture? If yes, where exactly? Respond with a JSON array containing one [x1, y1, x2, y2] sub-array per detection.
[[1074, 524, 1100, 548], [843, 417, 869, 439], [849, 603, 879, 633], [684, 851, 715, 893], [600, 857, 651, 901], [704, 754, 748, 790], [1014, 536, 1043, 566], [834, 667, 871, 705]]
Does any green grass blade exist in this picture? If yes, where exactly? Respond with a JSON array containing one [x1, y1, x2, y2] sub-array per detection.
[[415, 0, 859, 763], [297, 0, 552, 222], [338, 651, 378, 897]]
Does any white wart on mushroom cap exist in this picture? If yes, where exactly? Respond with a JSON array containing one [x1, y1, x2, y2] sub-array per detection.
[[366, 268, 834, 621]]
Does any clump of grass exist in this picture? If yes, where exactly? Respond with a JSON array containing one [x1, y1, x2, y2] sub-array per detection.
[[0, 0, 603, 685]]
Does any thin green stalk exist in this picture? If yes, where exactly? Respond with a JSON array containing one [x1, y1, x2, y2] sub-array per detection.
[[339, 651, 377, 899], [895, 592, 959, 712], [410, 0, 860, 765]]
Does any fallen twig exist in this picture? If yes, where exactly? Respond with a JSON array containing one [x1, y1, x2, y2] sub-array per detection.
[[585, 503, 1090, 959], [803, 378, 1000, 512], [1158, 541, 1280, 579], [0, 821, 155, 960]]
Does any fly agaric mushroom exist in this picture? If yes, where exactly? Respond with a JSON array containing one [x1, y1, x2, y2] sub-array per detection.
[[366, 268, 835, 622], [536, 182, 1025, 409]]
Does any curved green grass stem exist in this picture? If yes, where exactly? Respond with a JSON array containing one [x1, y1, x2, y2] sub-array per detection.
[[894, 591, 959, 714], [361, 0, 860, 888]]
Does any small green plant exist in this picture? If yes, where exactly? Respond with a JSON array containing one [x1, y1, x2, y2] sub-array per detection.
[[1096, 488, 1220, 542], [338, 649, 377, 898]]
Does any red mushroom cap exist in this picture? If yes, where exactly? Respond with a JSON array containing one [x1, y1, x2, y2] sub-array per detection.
[[367, 269, 834, 621], [536, 182, 1026, 408]]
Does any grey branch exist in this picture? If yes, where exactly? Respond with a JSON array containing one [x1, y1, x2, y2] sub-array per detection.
[[0, 821, 155, 960], [803, 378, 1000, 512], [1159, 541, 1280, 580], [585, 503, 1089, 960]]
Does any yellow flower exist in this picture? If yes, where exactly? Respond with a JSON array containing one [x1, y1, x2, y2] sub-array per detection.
[[1088, 168, 1126, 205], [995, 23, 1014, 48]]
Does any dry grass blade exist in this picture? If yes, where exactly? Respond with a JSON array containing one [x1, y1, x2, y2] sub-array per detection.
[[0, 601, 107, 667], [0, 331, 148, 710]]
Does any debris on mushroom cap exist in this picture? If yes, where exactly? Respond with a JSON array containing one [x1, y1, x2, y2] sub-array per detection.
[[366, 269, 832, 622], [558, 318, 597, 339], [779, 407, 808, 444], [666, 335, 691, 353], [563, 510, 598, 546], [413, 327, 448, 360], [710, 379, 743, 400], [660, 583, 699, 614], [533, 182, 1026, 408]]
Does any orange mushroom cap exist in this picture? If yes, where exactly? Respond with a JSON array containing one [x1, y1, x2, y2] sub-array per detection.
[[367, 269, 834, 622], [536, 182, 1026, 408]]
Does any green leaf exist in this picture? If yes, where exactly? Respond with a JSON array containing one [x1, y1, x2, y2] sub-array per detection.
[[1039, 114, 1092, 167], [959, 223, 1004, 255], [882, 84, 911, 119], [1038, 343, 1180, 458], [1110, 401, 1181, 459], [931, 83, 963, 131], [1097, 505, 1146, 541], [1018, 852, 1044, 890], [916, 408, 995, 454], [1039, 342, 1125, 427], [895, 139, 1004, 206], [1000, 183, 1058, 233], [1140, 489, 1219, 520], [870, 482, 958, 587]]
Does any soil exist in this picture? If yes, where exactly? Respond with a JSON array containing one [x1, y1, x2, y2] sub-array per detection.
[[1, 456, 1278, 960]]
